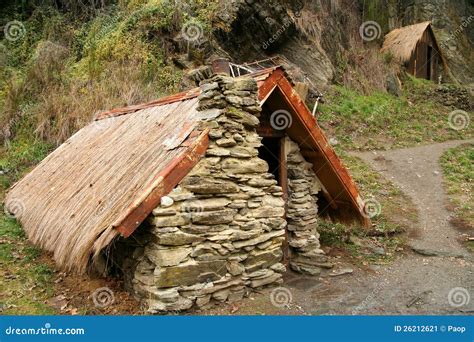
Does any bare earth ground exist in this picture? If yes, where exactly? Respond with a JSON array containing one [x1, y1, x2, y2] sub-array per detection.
[[203, 140, 474, 315]]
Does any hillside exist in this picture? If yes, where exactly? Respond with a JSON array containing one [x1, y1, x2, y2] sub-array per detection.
[[0, 0, 473, 315]]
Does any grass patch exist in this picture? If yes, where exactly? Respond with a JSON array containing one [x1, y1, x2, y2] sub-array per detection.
[[0, 136, 57, 315], [318, 77, 473, 151], [439, 143, 473, 231], [319, 152, 417, 263], [0, 211, 57, 315]]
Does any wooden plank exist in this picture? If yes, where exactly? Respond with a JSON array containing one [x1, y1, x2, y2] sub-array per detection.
[[279, 137, 289, 265]]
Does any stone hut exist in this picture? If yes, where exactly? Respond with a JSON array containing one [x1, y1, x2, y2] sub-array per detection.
[[5, 66, 369, 312], [381, 21, 447, 81]]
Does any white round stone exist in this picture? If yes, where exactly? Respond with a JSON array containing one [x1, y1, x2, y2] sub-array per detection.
[[160, 196, 174, 207]]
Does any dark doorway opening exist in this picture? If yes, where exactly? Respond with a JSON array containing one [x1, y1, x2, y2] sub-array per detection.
[[259, 137, 282, 185], [427, 46, 432, 80]]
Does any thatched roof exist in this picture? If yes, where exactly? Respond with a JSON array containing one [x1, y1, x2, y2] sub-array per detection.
[[5, 94, 208, 273], [381, 21, 441, 64]]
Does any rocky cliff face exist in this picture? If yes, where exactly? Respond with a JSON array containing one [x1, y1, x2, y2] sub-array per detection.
[[394, 0, 473, 85], [208, 0, 473, 88]]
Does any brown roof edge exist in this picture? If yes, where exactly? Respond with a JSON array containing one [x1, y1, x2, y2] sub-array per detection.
[[114, 129, 210, 237], [95, 88, 202, 121], [94, 67, 289, 122], [258, 68, 371, 228]]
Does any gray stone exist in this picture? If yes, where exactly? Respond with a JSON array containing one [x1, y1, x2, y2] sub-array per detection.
[[181, 198, 231, 212], [244, 248, 283, 272], [152, 207, 177, 216], [250, 206, 285, 218], [191, 209, 236, 225], [153, 260, 227, 287], [216, 138, 237, 147], [146, 296, 193, 312], [222, 158, 268, 174], [227, 261, 245, 276], [145, 245, 192, 266], [249, 272, 282, 288], [160, 196, 174, 207], [212, 289, 230, 301], [183, 179, 239, 194], [233, 230, 285, 249], [154, 231, 204, 246], [149, 214, 189, 228]]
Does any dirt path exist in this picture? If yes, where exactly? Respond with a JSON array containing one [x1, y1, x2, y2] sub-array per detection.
[[338, 139, 474, 314], [207, 140, 473, 315]]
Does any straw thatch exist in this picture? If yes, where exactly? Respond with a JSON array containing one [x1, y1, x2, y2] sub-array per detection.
[[5, 96, 203, 273], [381, 21, 433, 63]]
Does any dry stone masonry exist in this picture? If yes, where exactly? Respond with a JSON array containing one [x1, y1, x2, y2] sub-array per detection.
[[285, 139, 331, 275], [119, 73, 327, 312]]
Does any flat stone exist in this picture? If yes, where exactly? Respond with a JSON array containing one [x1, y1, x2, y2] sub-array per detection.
[[221, 158, 268, 174], [182, 179, 239, 194], [225, 78, 257, 91], [145, 245, 192, 266], [233, 230, 285, 249], [153, 260, 227, 287], [270, 263, 286, 273], [152, 208, 177, 216], [227, 261, 245, 276], [149, 214, 190, 227], [155, 231, 204, 246], [229, 146, 258, 158], [244, 248, 283, 272], [249, 272, 282, 288], [329, 268, 354, 277], [225, 108, 260, 127], [206, 148, 231, 156], [146, 296, 193, 312], [195, 294, 212, 308], [212, 289, 230, 302], [250, 206, 285, 218], [191, 209, 236, 225], [410, 245, 465, 258], [181, 198, 231, 212], [216, 138, 237, 147], [247, 178, 277, 187], [168, 187, 194, 201]]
